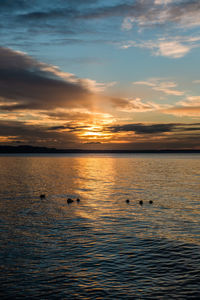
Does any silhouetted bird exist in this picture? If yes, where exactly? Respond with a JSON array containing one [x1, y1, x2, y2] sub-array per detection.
[[76, 198, 80, 203], [139, 200, 143, 206], [126, 199, 130, 203], [40, 194, 46, 200], [67, 198, 74, 204], [149, 200, 153, 204]]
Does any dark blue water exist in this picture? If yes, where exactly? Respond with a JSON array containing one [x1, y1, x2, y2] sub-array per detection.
[[0, 154, 200, 299]]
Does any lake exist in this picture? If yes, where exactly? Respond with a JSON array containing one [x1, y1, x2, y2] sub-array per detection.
[[0, 153, 200, 299]]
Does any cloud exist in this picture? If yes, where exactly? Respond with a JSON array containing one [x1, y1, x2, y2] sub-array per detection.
[[109, 122, 200, 136], [0, 0, 29, 11], [3, 0, 200, 33], [49, 123, 89, 132], [155, 40, 191, 58], [162, 96, 200, 116], [0, 119, 79, 147], [111, 97, 163, 112], [0, 47, 108, 111], [121, 35, 200, 58], [1, 0, 200, 59], [108, 123, 176, 134], [0, 101, 116, 147], [75, 0, 200, 31], [179, 96, 200, 106], [104, 121, 200, 150], [0, 47, 120, 146], [154, 0, 174, 5], [120, 0, 200, 30], [163, 107, 200, 117], [133, 78, 184, 96], [121, 17, 135, 31]]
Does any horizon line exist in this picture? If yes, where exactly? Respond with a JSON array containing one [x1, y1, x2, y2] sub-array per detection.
[[0, 145, 200, 154]]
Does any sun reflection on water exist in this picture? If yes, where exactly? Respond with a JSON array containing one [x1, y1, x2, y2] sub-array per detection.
[[0, 154, 200, 246]]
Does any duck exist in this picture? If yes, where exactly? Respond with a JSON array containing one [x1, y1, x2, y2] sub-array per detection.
[[76, 198, 80, 203], [40, 194, 46, 200], [126, 199, 130, 203], [139, 200, 143, 206], [67, 198, 74, 204], [149, 200, 153, 204]]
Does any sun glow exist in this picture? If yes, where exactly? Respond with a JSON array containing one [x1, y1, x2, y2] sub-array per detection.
[[79, 124, 113, 141], [71, 112, 116, 142]]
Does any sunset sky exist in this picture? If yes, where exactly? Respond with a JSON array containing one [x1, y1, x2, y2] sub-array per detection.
[[0, 0, 200, 150]]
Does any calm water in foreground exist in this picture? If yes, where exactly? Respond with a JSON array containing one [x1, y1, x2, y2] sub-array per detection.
[[0, 153, 200, 299]]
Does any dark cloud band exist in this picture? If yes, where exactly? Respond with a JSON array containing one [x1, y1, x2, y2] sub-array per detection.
[[0, 47, 93, 111]]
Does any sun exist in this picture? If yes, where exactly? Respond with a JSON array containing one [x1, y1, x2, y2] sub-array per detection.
[[79, 124, 113, 142], [53, 111, 115, 143], [77, 112, 115, 142]]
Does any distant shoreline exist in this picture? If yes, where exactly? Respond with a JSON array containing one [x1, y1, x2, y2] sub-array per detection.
[[0, 145, 200, 154]]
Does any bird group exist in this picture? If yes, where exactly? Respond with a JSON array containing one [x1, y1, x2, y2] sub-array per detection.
[[40, 194, 153, 206], [67, 198, 80, 204], [126, 199, 153, 205]]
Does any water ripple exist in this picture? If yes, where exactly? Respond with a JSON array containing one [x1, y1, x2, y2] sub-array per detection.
[[0, 154, 200, 299]]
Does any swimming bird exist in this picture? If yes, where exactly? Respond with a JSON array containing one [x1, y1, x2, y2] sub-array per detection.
[[149, 200, 153, 204], [139, 200, 143, 206], [126, 199, 130, 203], [40, 194, 46, 200], [76, 198, 80, 203], [67, 198, 74, 204]]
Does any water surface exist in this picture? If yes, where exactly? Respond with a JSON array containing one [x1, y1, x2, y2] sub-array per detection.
[[0, 154, 200, 299]]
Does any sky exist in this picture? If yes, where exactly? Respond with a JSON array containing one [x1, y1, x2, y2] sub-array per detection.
[[0, 0, 200, 150]]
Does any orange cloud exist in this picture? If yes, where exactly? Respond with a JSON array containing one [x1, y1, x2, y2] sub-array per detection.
[[162, 95, 200, 116], [163, 106, 200, 117]]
